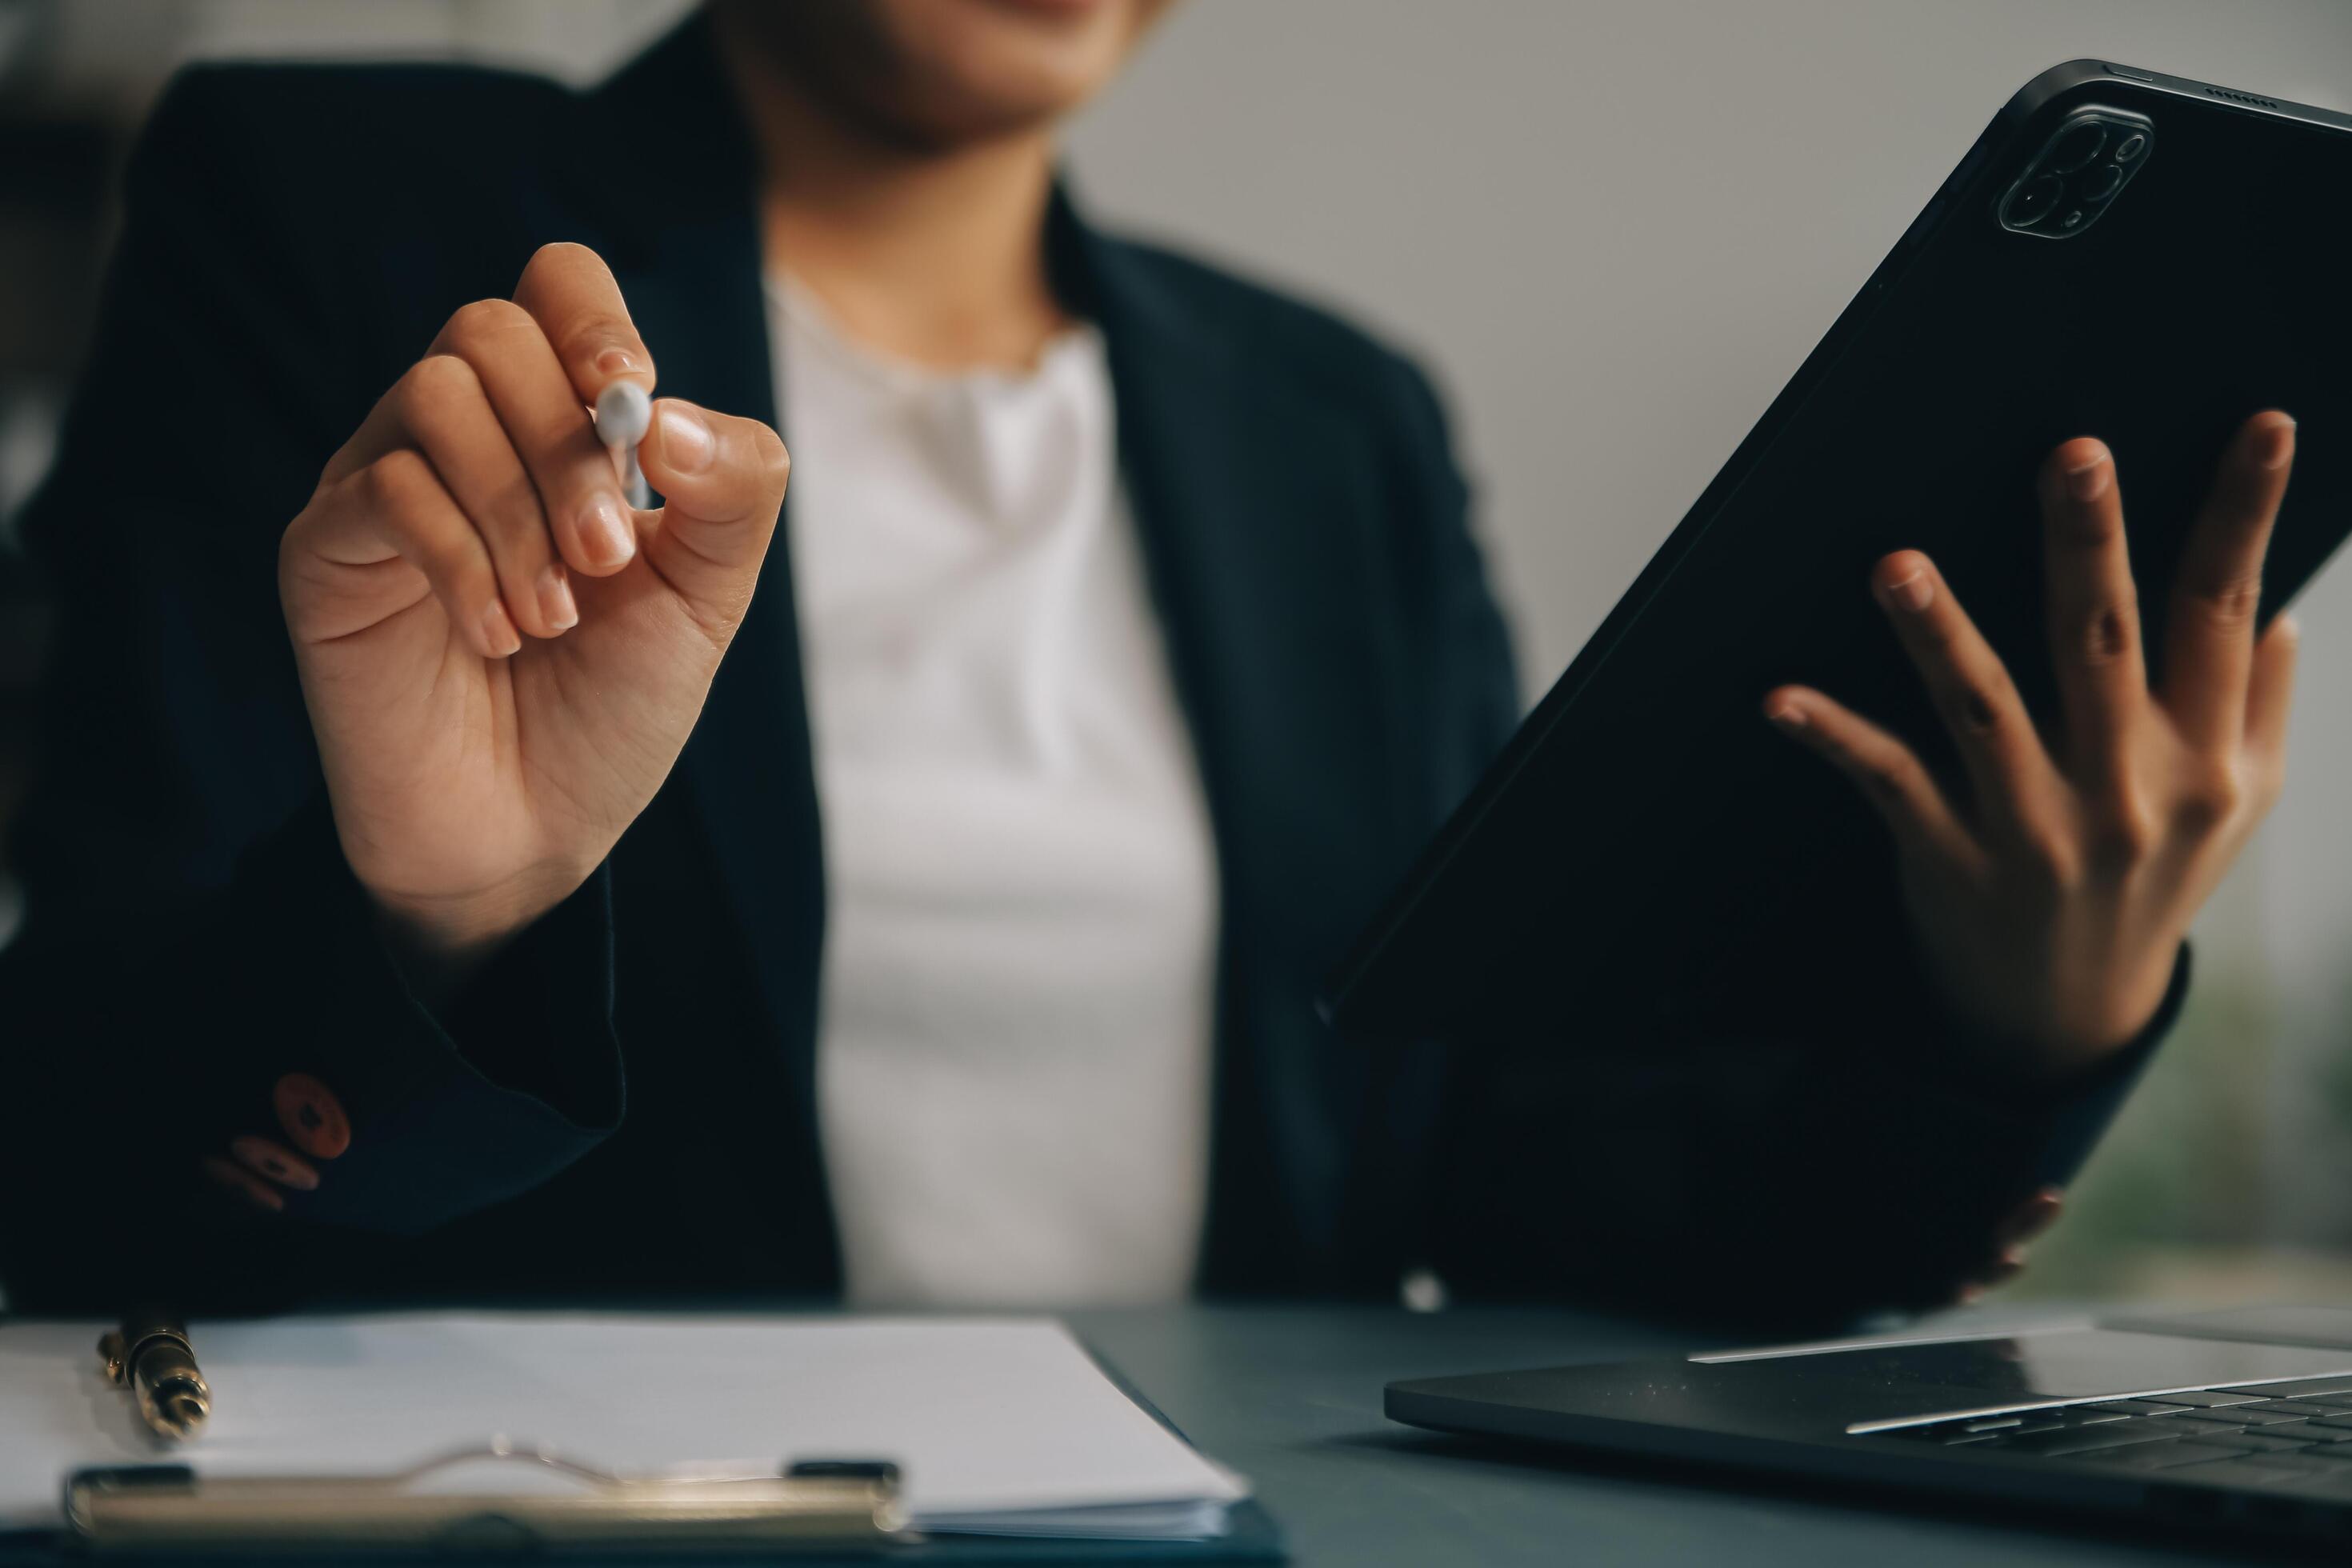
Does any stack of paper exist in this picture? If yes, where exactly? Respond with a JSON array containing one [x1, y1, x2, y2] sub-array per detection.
[[0, 1313, 1249, 1542]]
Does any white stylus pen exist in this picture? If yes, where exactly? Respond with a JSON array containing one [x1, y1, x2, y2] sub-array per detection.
[[594, 381, 653, 510]]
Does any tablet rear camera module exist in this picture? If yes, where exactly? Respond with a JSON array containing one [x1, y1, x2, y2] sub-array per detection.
[[2046, 122, 2106, 173], [2003, 174, 2064, 228], [1998, 110, 2152, 238]]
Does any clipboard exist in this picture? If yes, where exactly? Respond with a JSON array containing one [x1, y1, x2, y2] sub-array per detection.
[[2, 1314, 1285, 1562], [62, 1445, 910, 1554], [50, 1453, 1291, 1562]]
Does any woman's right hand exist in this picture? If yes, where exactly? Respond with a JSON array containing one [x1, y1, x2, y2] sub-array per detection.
[[279, 242, 790, 990]]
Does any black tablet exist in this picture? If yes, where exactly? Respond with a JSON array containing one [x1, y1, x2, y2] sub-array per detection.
[[1322, 60, 2352, 1041]]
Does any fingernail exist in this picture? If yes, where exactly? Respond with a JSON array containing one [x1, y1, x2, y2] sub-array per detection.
[[2066, 449, 2110, 502], [656, 402, 715, 474], [579, 494, 636, 568], [538, 564, 578, 630], [594, 346, 640, 378], [1885, 566, 1934, 614], [480, 600, 522, 657], [1766, 700, 1807, 730], [2258, 416, 2296, 470], [232, 1136, 320, 1191], [274, 1073, 352, 1159]]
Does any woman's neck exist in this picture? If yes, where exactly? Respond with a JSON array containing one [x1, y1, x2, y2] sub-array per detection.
[[717, 39, 1072, 372]]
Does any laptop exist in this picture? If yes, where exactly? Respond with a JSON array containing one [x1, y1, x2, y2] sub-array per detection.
[[1389, 1306, 2352, 1544]]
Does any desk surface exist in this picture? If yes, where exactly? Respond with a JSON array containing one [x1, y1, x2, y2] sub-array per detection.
[[0, 1302, 2269, 1566], [1066, 1303, 2256, 1567]]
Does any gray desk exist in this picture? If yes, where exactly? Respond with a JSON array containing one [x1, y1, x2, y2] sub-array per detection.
[[0, 1304, 2261, 1566], [1066, 1305, 2246, 1566]]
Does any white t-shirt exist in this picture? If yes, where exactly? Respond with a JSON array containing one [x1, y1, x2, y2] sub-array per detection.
[[772, 278, 1221, 1308]]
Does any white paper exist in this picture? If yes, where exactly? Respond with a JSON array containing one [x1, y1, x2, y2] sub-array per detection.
[[0, 1314, 1246, 1538]]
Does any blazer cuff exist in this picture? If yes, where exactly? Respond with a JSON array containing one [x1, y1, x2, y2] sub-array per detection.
[[1778, 943, 2190, 1310], [231, 794, 624, 1235], [2027, 942, 2190, 1186], [1906, 942, 2190, 1183]]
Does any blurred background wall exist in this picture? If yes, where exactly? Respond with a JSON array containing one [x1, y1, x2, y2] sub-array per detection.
[[2, 0, 2350, 1305]]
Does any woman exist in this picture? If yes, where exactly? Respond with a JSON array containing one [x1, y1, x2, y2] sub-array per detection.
[[0, 0, 2296, 1324]]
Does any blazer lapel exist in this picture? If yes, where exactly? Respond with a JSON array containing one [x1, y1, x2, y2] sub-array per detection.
[[551, 22, 830, 1109], [1053, 195, 1415, 1281]]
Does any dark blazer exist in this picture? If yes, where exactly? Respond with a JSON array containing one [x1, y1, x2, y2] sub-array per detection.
[[0, 16, 2171, 1326]]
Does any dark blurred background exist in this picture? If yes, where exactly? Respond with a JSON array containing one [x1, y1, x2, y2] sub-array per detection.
[[3, 0, 2351, 1304]]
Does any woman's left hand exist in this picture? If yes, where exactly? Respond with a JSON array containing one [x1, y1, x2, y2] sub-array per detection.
[[1765, 410, 2300, 1082]]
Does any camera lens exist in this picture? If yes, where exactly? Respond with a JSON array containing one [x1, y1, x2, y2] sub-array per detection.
[[2047, 122, 2106, 174], [2082, 163, 2124, 202], [2113, 132, 2146, 162], [2005, 174, 2064, 227]]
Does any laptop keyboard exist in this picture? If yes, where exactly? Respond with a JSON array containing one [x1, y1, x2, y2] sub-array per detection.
[[1885, 1375, 2352, 1496]]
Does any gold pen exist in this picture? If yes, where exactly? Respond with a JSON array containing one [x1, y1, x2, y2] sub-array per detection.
[[98, 1310, 210, 1440]]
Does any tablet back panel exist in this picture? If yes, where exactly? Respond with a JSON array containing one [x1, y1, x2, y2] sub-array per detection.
[[1325, 62, 2352, 1041]]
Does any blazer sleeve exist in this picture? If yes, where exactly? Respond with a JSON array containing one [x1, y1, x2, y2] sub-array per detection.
[[0, 70, 622, 1314], [1367, 350, 2182, 1330]]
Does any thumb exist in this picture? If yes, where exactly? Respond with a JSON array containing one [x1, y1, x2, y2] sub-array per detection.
[[635, 397, 790, 611]]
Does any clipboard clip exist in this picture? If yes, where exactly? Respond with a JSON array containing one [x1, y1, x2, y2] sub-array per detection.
[[64, 1438, 913, 1554]]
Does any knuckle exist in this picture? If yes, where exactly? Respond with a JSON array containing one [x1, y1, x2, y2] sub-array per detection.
[[2086, 791, 2160, 870], [353, 458, 397, 515], [1947, 690, 1994, 734], [1944, 671, 2010, 735], [443, 296, 534, 355], [553, 312, 634, 366], [366, 447, 436, 511], [2173, 761, 2246, 833], [395, 353, 478, 428], [486, 470, 547, 536], [353, 464, 392, 517], [2012, 827, 2081, 893], [406, 350, 478, 401], [2186, 573, 2263, 634], [2078, 597, 2138, 666], [231, 1135, 317, 1190], [520, 405, 592, 462]]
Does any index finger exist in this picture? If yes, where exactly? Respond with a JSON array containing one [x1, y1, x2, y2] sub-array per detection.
[[2162, 410, 2295, 749], [510, 242, 657, 406]]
